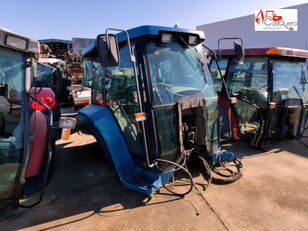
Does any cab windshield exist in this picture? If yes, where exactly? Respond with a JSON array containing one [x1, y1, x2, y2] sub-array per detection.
[[145, 41, 216, 105], [273, 60, 308, 104]]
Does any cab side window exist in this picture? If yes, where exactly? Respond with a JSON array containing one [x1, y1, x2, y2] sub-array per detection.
[[209, 58, 228, 93], [105, 45, 145, 158], [227, 57, 268, 109]]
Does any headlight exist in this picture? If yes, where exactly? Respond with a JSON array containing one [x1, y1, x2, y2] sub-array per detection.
[[188, 35, 198, 45], [59, 117, 77, 129], [161, 33, 172, 43], [5, 35, 27, 50]]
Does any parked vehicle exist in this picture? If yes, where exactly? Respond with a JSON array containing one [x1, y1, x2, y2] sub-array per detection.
[[77, 25, 243, 195], [209, 47, 308, 148], [0, 28, 73, 208]]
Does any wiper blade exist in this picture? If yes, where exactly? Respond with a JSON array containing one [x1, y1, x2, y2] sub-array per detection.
[[179, 36, 205, 65]]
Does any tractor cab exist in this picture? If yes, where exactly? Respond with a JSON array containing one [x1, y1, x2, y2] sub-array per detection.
[[0, 28, 73, 208], [78, 25, 240, 195], [209, 47, 308, 147]]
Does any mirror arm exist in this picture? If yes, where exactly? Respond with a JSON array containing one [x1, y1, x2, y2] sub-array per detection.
[[203, 44, 233, 142], [105, 28, 135, 62], [202, 44, 231, 100], [218, 37, 243, 59]]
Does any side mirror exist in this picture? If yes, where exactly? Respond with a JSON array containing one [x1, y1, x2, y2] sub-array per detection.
[[97, 34, 120, 67], [234, 40, 245, 64]]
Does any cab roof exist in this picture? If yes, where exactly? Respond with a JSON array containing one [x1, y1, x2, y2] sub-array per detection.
[[0, 27, 40, 57], [210, 47, 308, 59], [82, 25, 205, 58]]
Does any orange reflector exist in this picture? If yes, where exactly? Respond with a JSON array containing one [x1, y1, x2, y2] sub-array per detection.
[[61, 128, 71, 140], [45, 97, 53, 104], [266, 48, 287, 56], [230, 97, 237, 104], [266, 48, 280, 55], [269, 102, 276, 109], [135, 112, 146, 122]]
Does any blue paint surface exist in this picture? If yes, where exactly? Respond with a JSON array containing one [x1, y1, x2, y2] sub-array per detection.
[[82, 25, 205, 56], [212, 151, 234, 165], [77, 105, 173, 194]]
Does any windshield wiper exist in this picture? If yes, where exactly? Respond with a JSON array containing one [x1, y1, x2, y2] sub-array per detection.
[[179, 36, 206, 65], [202, 44, 231, 100]]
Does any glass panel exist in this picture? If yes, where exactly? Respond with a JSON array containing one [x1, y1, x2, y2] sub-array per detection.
[[227, 57, 268, 137], [0, 47, 24, 200], [153, 105, 179, 160], [206, 98, 220, 154], [145, 42, 216, 105], [35, 63, 55, 88], [267, 109, 279, 138], [233, 99, 260, 138], [90, 61, 104, 104], [299, 106, 308, 136], [105, 45, 145, 158], [209, 58, 228, 92], [145, 41, 219, 155], [273, 60, 308, 104], [82, 60, 104, 104], [227, 57, 268, 96], [82, 60, 93, 87]]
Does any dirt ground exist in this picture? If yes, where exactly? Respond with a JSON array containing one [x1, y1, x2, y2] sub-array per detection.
[[0, 128, 307, 231]]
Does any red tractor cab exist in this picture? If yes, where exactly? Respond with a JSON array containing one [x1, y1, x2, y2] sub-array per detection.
[[0, 28, 74, 209], [209, 47, 308, 148]]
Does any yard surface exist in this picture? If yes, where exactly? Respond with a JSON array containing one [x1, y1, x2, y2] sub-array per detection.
[[0, 126, 307, 231]]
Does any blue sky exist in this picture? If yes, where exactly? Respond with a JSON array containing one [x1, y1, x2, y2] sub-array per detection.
[[1, 0, 307, 40]]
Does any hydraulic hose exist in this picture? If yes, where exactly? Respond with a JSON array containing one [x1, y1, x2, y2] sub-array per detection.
[[211, 150, 243, 185], [154, 158, 194, 196]]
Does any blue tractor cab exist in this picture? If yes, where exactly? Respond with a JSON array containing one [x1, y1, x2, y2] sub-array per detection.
[[78, 25, 241, 195]]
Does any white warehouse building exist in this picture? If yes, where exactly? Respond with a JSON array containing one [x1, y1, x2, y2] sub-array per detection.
[[196, 3, 308, 50]]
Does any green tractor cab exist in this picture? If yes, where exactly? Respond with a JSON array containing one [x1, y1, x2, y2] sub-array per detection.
[[209, 47, 308, 148], [78, 25, 242, 195]]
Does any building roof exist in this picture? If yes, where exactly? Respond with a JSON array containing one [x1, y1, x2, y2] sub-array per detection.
[[39, 39, 72, 44]]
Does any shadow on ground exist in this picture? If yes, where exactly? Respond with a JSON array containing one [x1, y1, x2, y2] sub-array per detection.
[[221, 126, 308, 160], [1, 127, 308, 230], [0, 133, 191, 230]]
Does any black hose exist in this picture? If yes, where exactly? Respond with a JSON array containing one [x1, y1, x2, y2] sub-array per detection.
[[194, 155, 212, 192], [211, 151, 243, 185], [154, 158, 194, 196]]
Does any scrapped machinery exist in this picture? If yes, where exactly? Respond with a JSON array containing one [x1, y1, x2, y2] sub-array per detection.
[[39, 38, 94, 107], [209, 46, 308, 148], [66, 38, 94, 84], [39, 38, 93, 85], [75, 25, 244, 195], [0, 28, 73, 208]]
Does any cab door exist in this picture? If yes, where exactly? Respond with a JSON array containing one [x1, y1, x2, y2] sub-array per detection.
[[0, 46, 29, 207], [103, 43, 146, 160], [225, 57, 268, 143]]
